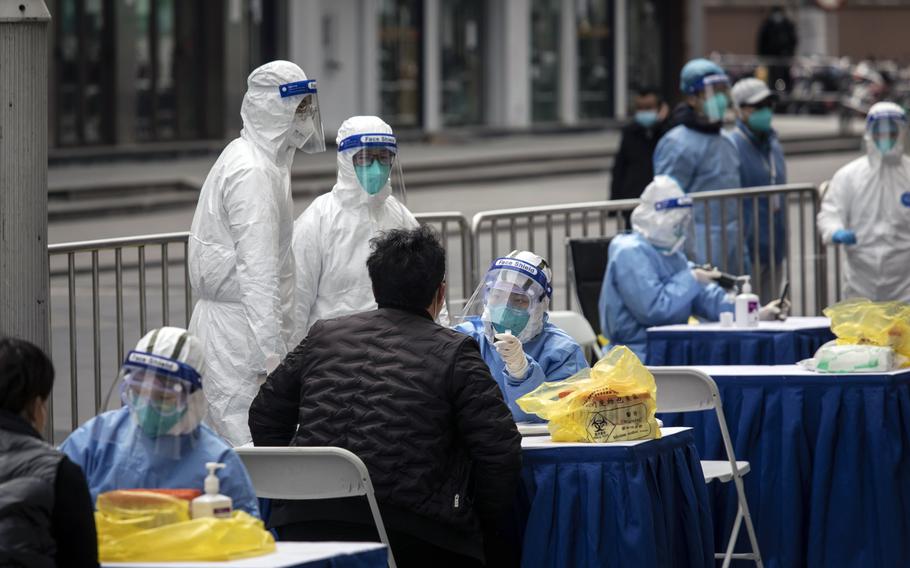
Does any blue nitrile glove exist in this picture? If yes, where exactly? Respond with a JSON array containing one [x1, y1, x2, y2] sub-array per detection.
[[832, 229, 857, 245]]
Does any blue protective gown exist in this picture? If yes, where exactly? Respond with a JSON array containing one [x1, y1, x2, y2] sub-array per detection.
[[598, 232, 732, 362], [653, 120, 745, 272], [730, 120, 787, 267], [60, 407, 260, 516], [454, 317, 589, 423]]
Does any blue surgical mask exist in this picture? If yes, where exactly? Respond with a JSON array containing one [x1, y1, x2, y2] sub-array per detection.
[[634, 110, 659, 128], [875, 138, 897, 154], [354, 161, 391, 195], [747, 107, 773, 132], [132, 398, 186, 438], [703, 93, 729, 123], [489, 305, 531, 336]]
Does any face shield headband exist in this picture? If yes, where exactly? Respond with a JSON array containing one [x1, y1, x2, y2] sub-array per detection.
[[279, 79, 317, 99], [653, 196, 693, 211], [120, 350, 202, 392], [488, 257, 553, 300], [338, 133, 398, 154], [684, 73, 730, 96]]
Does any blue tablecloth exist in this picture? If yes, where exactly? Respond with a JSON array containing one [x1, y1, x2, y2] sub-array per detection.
[[659, 367, 910, 568], [646, 319, 834, 365], [517, 428, 714, 568]]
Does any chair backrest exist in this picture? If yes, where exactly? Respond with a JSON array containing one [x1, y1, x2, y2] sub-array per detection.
[[235, 446, 372, 500], [567, 236, 613, 335], [548, 310, 603, 361], [648, 367, 720, 413], [648, 367, 741, 474], [235, 446, 397, 568]]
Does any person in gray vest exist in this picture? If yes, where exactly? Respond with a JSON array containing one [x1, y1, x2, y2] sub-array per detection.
[[0, 337, 98, 567]]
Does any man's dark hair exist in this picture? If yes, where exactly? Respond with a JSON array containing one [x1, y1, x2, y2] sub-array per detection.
[[367, 225, 446, 311], [634, 86, 661, 100], [0, 336, 55, 415]]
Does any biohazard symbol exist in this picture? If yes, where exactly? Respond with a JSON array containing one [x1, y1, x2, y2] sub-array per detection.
[[586, 411, 616, 441]]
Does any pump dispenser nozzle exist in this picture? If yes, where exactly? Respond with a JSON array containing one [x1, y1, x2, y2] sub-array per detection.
[[204, 462, 225, 495]]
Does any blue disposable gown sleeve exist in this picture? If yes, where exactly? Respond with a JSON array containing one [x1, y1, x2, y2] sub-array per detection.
[[612, 247, 702, 326], [216, 449, 261, 517], [503, 336, 589, 423], [498, 355, 545, 422], [653, 132, 697, 192], [691, 282, 731, 321]]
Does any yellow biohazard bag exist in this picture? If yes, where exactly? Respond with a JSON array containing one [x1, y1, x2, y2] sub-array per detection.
[[517, 346, 661, 443], [824, 299, 910, 366], [95, 490, 276, 562]]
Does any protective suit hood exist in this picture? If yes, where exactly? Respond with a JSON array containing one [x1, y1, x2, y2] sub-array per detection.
[[631, 176, 693, 255], [240, 60, 310, 167], [333, 116, 397, 209]]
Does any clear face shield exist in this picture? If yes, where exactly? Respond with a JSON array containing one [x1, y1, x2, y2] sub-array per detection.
[[460, 256, 553, 343], [866, 112, 907, 157], [337, 132, 407, 203], [279, 79, 326, 154], [117, 350, 205, 439], [691, 74, 735, 124]]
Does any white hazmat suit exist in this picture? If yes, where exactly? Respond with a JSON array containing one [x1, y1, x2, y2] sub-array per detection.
[[292, 116, 419, 344], [189, 61, 322, 446], [818, 102, 910, 302]]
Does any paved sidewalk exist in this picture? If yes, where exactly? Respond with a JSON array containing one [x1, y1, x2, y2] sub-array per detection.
[[48, 115, 864, 195]]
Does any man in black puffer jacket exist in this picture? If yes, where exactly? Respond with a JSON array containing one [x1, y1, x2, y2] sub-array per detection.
[[250, 226, 522, 567]]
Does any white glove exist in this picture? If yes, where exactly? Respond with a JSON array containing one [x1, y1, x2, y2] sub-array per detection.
[[494, 333, 529, 379], [691, 267, 721, 285], [759, 299, 790, 321]]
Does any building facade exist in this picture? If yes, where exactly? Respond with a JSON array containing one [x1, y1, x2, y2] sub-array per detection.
[[48, 0, 691, 151]]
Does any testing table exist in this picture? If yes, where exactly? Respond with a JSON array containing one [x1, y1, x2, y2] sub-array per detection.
[[102, 541, 387, 568], [517, 427, 714, 568], [659, 365, 910, 568], [646, 316, 834, 365]]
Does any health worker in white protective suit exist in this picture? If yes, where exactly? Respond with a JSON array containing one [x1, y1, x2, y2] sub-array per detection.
[[818, 102, 910, 302], [188, 60, 325, 446], [291, 116, 422, 344]]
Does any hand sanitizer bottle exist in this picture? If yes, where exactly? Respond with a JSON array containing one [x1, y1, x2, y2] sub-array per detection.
[[191, 462, 233, 519], [735, 276, 760, 328]]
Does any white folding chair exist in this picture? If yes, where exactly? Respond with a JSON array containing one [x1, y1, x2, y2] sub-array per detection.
[[235, 446, 397, 568], [548, 310, 604, 362], [649, 367, 763, 568]]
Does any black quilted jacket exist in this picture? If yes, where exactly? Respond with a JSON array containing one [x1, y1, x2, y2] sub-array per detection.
[[249, 306, 522, 554]]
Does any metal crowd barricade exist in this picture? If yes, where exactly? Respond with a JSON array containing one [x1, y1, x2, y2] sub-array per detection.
[[47, 232, 191, 442], [45, 213, 471, 442], [471, 183, 831, 317], [47, 191, 847, 441]]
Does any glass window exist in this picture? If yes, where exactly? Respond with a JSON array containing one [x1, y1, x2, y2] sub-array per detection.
[[379, 0, 423, 129], [531, 0, 561, 123], [627, 0, 662, 105], [576, 0, 613, 119], [441, 0, 484, 126], [54, 0, 114, 146], [136, 0, 177, 141]]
